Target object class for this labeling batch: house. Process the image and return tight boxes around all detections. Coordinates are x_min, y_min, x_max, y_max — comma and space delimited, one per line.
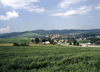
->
54, 39, 57, 43
87, 43, 91, 45
45, 41, 50, 44
65, 39, 68, 43
79, 43, 91, 47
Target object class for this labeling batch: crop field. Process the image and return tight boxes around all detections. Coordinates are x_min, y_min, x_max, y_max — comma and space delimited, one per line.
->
0, 46, 100, 72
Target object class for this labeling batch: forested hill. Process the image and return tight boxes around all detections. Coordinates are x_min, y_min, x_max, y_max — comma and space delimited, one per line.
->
0, 29, 100, 38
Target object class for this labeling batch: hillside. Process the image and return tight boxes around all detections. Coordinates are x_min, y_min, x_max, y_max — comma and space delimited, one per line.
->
0, 29, 100, 38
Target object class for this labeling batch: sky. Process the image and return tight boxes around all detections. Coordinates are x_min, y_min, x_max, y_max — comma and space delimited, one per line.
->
0, 0, 100, 33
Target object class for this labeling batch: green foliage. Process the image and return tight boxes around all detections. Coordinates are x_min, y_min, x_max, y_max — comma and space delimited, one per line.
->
53, 42, 57, 45
76, 42, 79, 46
96, 40, 100, 44
13, 43, 20, 46
0, 31, 44, 38
69, 42, 72, 45
0, 46, 100, 72
50, 39, 54, 44
88, 37, 100, 44
1, 29, 100, 38
73, 40, 77, 45
13, 43, 29, 46
42, 38, 54, 44
35, 38, 39, 44
69, 39, 79, 46
42, 38, 47, 42
31, 39, 34, 43
77, 40, 90, 43
48, 38, 51, 42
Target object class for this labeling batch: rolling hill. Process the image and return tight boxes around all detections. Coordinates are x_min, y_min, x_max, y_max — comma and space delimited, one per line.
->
0, 29, 100, 38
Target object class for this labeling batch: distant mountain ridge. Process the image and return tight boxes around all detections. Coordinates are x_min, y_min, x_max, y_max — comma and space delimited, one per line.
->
0, 29, 100, 38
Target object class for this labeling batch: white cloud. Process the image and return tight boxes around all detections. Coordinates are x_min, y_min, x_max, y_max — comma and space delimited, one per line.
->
1, 0, 45, 13
0, 26, 10, 33
0, 15, 10, 20
24, 4, 44, 13
94, 2, 100, 9
1, 0, 39, 8
0, 10, 19, 20
59, 0, 85, 8
95, 5, 100, 9
6, 10, 19, 18
52, 6, 92, 17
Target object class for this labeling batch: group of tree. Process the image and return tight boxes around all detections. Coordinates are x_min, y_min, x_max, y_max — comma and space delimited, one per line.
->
42, 38, 54, 44
31, 38, 54, 44
13, 42, 29, 46
69, 40, 79, 46
88, 37, 100, 44
31, 38, 40, 44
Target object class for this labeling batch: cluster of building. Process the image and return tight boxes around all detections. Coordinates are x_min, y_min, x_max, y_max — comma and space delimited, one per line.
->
45, 34, 75, 39
30, 38, 51, 44
30, 34, 100, 47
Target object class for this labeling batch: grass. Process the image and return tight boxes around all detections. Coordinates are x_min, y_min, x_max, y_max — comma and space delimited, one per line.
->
29, 44, 57, 46
0, 38, 31, 43
17, 32, 43, 38
0, 43, 57, 46
0, 46, 100, 72
77, 40, 90, 43
0, 43, 13, 46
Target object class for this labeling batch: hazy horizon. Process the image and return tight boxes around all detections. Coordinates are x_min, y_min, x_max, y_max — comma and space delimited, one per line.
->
1, 28, 100, 34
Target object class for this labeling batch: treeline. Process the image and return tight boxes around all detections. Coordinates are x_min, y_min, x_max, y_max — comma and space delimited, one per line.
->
88, 37, 100, 44
69, 40, 79, 46
31, 38, 55, 44
13, 43, 29, 46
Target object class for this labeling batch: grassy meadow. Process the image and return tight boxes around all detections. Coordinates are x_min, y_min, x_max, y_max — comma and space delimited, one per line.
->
0, 46, 100, 72
0, 38, 31, 43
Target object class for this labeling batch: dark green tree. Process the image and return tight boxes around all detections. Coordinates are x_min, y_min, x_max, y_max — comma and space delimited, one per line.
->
42, 38, 47, 42
35, 38, 39, 44
73, 40, 77, 45
76, 42, 79, 46
69, 42, 72, 45
50, 39, 54, 44
96, 40, 100, 44
72, 39, 79, 46
48, 38, 51, 43
31, 39, 34, 43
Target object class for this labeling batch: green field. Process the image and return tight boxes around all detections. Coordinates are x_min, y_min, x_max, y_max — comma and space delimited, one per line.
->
0, 46, 100, 72
77, 40, 90, 43
0, 38, 31, 43
14, 32, 44, 38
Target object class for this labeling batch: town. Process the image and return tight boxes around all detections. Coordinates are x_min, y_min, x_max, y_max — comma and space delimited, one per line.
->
30, 34, 100, 47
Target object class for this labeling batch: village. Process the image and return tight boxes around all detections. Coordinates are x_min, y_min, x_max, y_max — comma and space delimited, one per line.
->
30, 34, 100, 47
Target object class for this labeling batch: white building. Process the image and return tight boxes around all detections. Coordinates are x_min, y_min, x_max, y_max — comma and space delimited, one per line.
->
45, 41, 50, 44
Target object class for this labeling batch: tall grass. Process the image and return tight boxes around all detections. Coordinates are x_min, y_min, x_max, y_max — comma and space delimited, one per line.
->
0, 46, 100, 72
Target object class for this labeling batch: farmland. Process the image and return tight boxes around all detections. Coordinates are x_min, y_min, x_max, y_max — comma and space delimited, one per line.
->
0, 46, 100, 72
0, 38, 31, 43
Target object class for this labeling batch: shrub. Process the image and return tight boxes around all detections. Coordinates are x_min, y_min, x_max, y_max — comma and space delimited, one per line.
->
53, 42, 57, 45
13, 43, 20, 46
13, 43, 29, 46
69, 42, 72, 45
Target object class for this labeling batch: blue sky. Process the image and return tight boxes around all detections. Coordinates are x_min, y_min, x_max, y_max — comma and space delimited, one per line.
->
0, 0, 100, 33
